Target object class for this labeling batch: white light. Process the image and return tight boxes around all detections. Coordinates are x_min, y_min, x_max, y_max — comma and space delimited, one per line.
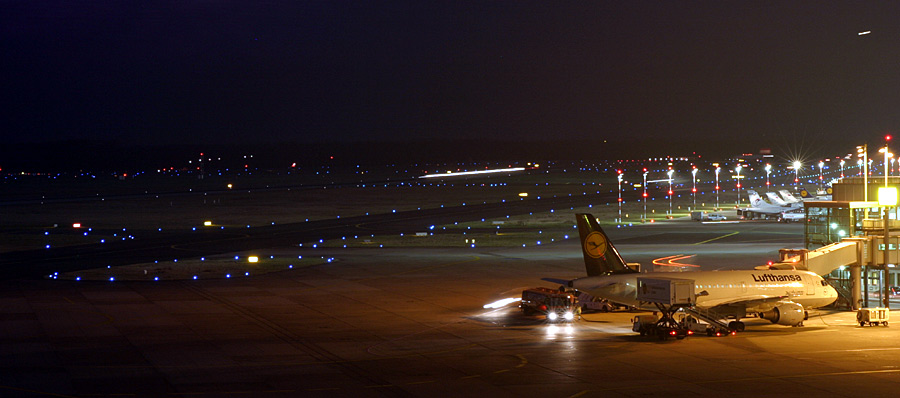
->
547, 312, 558, 321
563, 312, 574, 320
859, 31, 871, 35
419, 167, 526, 178
482, 297, 521, 309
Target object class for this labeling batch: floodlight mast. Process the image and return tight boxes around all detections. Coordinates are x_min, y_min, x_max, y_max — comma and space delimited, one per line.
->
691, 167, 698, 209
818, 161, 825, 191
642, 169, 648, 222
667, 169, 674, 215
714, 165, 720, 210
616, 170, 623, 223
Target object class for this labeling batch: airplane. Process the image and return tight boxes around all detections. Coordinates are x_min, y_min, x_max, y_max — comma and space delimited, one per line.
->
778, 189, 803, 204
547, 214, 837, 331
744, 190, 798, 216
799, 186, 832, 201
765, 191, 800, 208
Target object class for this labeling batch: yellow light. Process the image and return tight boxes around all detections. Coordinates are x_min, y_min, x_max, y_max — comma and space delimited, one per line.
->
879, 187, 898, 206
518, 192, 528, 197
204, 221, 212, 226
248, 256, 259, 263
227, 183, 233, 189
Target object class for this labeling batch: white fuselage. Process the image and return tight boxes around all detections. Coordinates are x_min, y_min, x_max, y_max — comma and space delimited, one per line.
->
570, 270, 837, 313
747, 191, 799, 215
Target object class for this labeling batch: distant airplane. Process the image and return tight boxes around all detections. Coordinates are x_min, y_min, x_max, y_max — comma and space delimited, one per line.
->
765, 191, 799, 208
746, 190, 797, 215
544, 214, 837, 330
778, 189, 803, 204
798, 186, 832, 201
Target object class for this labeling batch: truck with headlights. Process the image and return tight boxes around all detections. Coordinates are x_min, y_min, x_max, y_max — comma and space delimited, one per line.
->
520, 287, 579, 322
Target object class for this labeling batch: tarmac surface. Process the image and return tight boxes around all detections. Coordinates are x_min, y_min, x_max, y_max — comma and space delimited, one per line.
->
4, 219, 900, 397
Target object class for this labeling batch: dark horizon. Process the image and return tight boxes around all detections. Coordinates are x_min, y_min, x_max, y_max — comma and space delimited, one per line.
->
4, 2, 900, 153
0, 135, 869, 173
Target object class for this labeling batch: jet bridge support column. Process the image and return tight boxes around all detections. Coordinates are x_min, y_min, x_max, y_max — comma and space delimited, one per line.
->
852, 240, 863, 311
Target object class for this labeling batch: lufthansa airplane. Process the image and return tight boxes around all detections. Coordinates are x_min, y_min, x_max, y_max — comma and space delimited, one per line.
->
553, 214, 837, 330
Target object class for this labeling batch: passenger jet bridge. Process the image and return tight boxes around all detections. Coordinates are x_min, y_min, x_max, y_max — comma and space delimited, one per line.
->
759, 233, 900, 310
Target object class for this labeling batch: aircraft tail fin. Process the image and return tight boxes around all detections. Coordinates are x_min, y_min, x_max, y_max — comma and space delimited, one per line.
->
575, 214, 635, 276
747, 190, 765, 206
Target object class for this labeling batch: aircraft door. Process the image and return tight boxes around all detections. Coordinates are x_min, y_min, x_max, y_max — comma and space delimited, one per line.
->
741, 282, 747, 293
806, 276, 815, 295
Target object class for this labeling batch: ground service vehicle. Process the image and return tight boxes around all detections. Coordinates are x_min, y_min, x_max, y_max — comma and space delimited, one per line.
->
779, 210, 804, 223
575, 291, 617, 312
520, 288, 579, 321
858, 308, 890, 327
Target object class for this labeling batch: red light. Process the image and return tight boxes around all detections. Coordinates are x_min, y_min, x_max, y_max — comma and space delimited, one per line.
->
291, 163, 297, 168
618, 198, 623, 202
643, 193, 648, 197
617, 169, 622, 174
244, 164, 248, 168
692, 188, 697, 193
736, 183, 741, 188
887, 135, 893, 141
668, 190, 673, 195
687, 330, 694, 335
200, 152, 204, 156
715, 185, 720, 190
669, 330, 676, 336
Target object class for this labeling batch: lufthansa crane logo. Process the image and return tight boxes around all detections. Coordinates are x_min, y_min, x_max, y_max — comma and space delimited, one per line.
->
583, 231, 607, 258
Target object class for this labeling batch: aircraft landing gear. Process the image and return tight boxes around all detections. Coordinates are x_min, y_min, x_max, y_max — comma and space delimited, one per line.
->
727, 321, 745, 332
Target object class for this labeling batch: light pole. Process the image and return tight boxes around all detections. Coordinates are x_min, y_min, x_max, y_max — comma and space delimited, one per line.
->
735, 165, 743, 206
765, 163, 772, 192
617, 169, 623, 223
714, 165, 720, 210
667, 169, 674, 215
793, 161, 801, 189
858, 144, 868, 202
840, 159, 845, 181
818, 161, 824, 192
880, 146, 892, 187
691, 166, 698, 209
642, 168, 648, 221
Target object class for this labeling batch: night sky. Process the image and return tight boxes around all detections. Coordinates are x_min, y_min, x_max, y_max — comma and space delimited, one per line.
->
3, 2, 900, 151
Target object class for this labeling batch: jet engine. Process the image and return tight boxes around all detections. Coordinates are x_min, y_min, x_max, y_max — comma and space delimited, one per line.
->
759, 301, 806, 326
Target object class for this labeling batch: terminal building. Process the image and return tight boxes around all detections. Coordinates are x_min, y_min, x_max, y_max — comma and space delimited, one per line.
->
778, 176, 900, 310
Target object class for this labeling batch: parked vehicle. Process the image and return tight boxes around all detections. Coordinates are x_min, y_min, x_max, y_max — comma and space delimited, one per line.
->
520, 287, 579, 321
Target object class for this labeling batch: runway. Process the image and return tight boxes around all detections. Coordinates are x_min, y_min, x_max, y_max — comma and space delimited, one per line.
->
4, 219, 900, 397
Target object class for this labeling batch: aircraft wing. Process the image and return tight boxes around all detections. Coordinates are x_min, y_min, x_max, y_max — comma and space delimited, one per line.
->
541, 278, 572, 286
701, 294, 787, 311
